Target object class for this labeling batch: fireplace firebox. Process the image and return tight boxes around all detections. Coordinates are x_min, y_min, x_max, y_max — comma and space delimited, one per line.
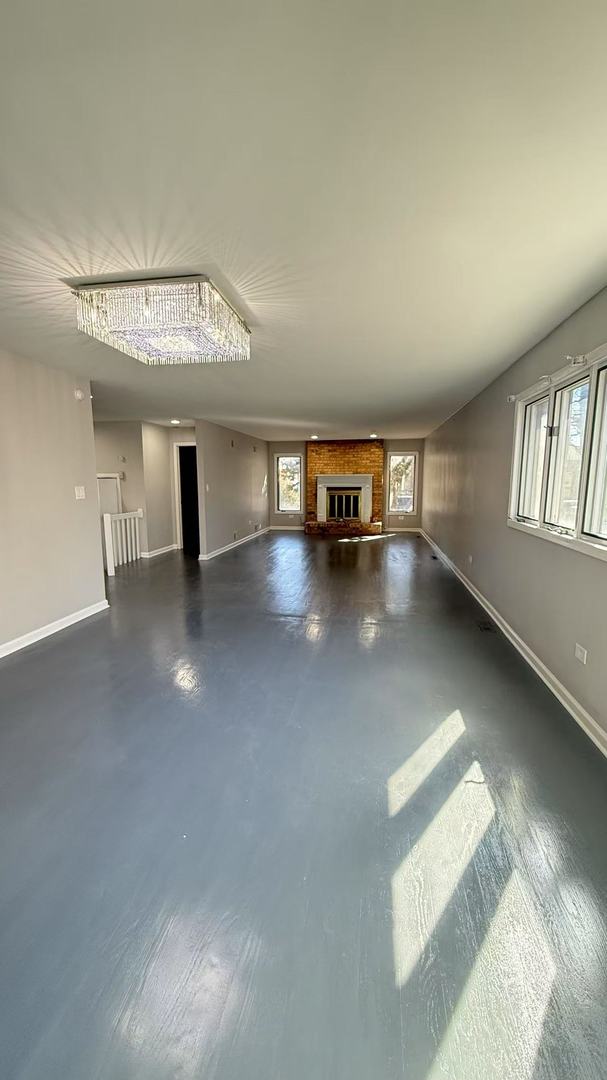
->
326, 488, 361, 520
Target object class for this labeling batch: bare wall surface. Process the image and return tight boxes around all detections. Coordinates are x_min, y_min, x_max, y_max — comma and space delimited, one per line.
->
0, 349, 106, 644
195, 420, 269, 555
423, 287, 607, 736
93, 421, 148, 550
141, 423, 173, 553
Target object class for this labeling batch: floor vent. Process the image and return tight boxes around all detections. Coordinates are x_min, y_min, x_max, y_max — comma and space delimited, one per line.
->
477, 619, 497, 633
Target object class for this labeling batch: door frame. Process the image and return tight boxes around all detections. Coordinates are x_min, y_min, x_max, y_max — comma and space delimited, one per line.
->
173, 442, 197, 549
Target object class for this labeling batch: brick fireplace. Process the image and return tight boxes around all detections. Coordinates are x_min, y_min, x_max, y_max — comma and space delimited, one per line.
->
305, 439, 384, 535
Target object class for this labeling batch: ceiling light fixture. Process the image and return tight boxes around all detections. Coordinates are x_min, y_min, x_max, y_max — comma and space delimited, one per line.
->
170, 419, 181, 425
310, 434, 319, 440
72, 276, 250, 366
369, 432, 378, 439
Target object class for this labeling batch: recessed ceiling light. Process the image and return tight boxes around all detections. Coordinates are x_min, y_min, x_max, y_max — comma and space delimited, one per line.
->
310, 434, 319, 439
170, 419, 181, 425
369, 432, 378, 439
72, 276, 250, 366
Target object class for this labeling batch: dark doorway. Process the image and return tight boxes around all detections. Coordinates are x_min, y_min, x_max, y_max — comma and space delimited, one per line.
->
178, 446, 200, 557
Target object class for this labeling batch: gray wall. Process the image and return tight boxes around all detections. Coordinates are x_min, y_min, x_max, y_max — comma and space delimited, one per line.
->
384, 438, 424, 530
423, 287, 607, 736
0, 348, 106, 645
268, 441, 307, 528
141, 423, 173, 553
93, 421, 149, 550
196, 420, 269, 556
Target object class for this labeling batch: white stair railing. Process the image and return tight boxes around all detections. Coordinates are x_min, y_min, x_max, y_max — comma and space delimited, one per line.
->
102, 509, 144, 576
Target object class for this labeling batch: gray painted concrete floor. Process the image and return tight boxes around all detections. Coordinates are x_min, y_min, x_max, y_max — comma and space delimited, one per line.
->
1, 533, 606, 1080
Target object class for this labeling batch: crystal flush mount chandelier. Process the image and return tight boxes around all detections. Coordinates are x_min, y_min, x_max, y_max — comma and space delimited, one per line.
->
72, 276, 250, 365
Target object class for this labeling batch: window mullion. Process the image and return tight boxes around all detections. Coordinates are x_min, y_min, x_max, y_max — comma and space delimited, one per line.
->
577, 365, 600, 538
538, 388, 555, 527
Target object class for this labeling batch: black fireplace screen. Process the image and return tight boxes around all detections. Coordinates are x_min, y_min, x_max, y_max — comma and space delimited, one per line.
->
327, 488, 361, 520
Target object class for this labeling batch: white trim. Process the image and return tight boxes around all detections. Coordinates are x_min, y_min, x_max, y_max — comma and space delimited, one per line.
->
172, 440, 197, 549
199, 527, 270, 561
385, 450, 419, 517
269, 525, 304, 531
316, 473, 373, 523
274, 452, 303, 514
512, 342, 607, 406
390, 527, 422, 532
141, 544, 178, 558
0, 600, 109, 660
507, 518, 607, 563
508, 348, 607, 554
421, 530, 607, 758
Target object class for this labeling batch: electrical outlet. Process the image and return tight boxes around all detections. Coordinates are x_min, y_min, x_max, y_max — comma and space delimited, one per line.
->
74, 485, 86, 500
574, 643, 587, 665
233, 531, 237, 541
467, 554, 473, 565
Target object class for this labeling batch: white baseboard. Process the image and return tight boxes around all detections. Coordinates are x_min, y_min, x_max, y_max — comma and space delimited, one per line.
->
0, 599, 110, 660
420, 530, 607, 758
390, 527, 422, 533
200, 527, 270, 561
269, 525, 305, 531
141, 544, 178, 558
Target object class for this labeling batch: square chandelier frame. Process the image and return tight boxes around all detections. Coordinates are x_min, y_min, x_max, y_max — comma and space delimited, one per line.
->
72, 275, 250, 366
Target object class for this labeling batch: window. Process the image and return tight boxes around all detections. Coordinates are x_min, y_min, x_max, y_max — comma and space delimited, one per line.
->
545, 379, 589, 531
388, 453, 417, 513
276, 454, 302, 512
585, 368, 607, 539
509, 347, 607, 560
518, 396, 548, 521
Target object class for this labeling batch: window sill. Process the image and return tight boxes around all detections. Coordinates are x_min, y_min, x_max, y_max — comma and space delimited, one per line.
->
507, 518, 607, 563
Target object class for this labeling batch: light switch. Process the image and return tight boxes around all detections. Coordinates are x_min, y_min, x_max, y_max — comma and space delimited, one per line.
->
74, 485, 86, 500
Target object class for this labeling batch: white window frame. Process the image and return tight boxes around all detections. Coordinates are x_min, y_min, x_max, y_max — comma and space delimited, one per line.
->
386, 451, 419, 516
508, 343, 607, 563
274, 452, 303, 514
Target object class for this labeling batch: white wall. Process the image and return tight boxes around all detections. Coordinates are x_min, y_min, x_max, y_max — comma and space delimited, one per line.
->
195, 420, 269, 556
423, 286, 607, 740
0, 348, 106, 648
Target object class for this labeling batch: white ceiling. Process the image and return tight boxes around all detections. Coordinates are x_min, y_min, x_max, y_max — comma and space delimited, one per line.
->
1, 1, 607, 440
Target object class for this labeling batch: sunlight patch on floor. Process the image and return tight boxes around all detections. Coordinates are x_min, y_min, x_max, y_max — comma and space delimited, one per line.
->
338, 533, 395, 543
425, 871, 555, 1080
391, 760, 494, 987
387, 709, 466, 818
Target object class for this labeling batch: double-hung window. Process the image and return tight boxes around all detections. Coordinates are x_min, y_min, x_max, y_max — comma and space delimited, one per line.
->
509, 346, 607, 559
275, 454, 302, 513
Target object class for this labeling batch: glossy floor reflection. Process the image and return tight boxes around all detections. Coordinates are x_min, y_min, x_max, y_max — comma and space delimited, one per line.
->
1, 533, 606, 1079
